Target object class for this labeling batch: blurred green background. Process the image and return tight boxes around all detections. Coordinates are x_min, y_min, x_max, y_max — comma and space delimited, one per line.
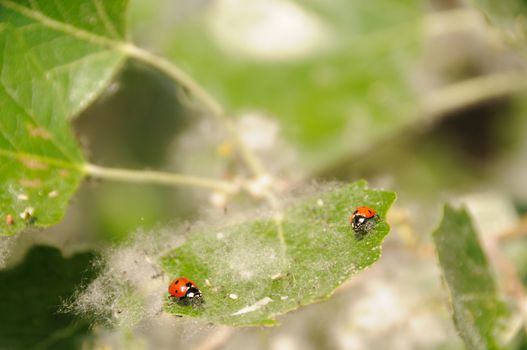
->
3, 0, 527, 349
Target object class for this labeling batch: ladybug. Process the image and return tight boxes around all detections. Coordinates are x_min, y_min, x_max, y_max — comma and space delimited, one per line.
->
168, 277, 204, 306
350, 206, 377, 234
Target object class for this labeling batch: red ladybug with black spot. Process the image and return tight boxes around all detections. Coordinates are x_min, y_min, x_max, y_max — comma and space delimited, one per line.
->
168, 277, 204, 306
350, 206, 378, 234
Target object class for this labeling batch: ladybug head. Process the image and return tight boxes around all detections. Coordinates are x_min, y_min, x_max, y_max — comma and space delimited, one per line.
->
350, 206, 378, 235
182, 286, 204, 307
185, 286, 201, 299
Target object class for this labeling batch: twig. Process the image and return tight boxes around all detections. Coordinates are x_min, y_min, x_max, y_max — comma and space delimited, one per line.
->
119, 44, 285, 246
118, 44, 285, 250
314, 70, 527, 178
119, 43, 267, 178
422, 71, 527, 117
84, 163, 237, 193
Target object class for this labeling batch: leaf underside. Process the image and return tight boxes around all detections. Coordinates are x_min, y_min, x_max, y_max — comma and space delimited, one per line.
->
0, 0, 128, 235
161, 181, 396, 326
433, 205, 507, 350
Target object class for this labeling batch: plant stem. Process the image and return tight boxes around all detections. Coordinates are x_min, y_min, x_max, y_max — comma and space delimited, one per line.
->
119, 43, 267, 178
84, 163, 237, 193
314, 70, 527, 178
119, 43, 285, 251
423, 71, 527, 117
120, 43, 224, 117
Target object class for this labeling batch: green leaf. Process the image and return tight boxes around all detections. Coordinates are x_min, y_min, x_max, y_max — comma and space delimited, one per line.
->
0, 246, 97, 349
433, 205, 507, 350
160, 0, 423, 171
161, 180, 396, 326
0, 0, 128, 235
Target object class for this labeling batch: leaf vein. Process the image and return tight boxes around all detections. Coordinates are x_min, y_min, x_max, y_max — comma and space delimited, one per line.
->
0, 148, 82, 171
92, 0, 120, 39
0, 78, 75, 162
2, 31, 74, 160
0, 0, 122, 50
45, 49, 112, 75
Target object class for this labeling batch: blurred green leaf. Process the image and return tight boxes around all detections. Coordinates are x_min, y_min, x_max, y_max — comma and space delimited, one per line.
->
0, 0, 128, 235
161, 180, 396, 326
0, 246, 96, 349
433, 205, 507, 350
162, 0, 423, 171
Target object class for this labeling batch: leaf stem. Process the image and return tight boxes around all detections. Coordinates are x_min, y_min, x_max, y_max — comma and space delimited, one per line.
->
84, 163, 237, 193
119, 43, 286, 251
120, 43, 223, 117
119, 43, 267, 178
